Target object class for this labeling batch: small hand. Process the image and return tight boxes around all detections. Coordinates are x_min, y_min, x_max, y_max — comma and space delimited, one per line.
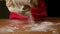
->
28, 3, 38, 8
31, 0, 38, 7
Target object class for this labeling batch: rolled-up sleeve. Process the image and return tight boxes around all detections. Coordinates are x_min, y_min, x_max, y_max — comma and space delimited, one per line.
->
31, 0, 47, 20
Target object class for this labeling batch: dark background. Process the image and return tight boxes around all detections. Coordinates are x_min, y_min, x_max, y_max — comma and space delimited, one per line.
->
0, 1, 9, 19
0, 0, 60, 19
44, 0, 60, 17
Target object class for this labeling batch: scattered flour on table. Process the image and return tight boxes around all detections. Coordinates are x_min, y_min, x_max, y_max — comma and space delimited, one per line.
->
0, 26, 18, 33
25, 21, 60, 34
0, 21, 60, 34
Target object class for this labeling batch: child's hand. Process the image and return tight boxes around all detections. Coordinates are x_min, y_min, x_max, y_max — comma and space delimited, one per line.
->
28, 4, 33, 7
28, 3, 38, 8
31, 0, 38, 7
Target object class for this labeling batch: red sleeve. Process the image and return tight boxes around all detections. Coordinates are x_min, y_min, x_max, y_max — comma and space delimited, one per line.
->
31, 0, 47, 20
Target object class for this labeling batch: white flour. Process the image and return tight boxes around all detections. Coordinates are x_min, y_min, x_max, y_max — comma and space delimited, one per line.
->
24, 21, 60, 34
0, 26, 18, 33
29, 21, 53, 32
0, 21, 60, 34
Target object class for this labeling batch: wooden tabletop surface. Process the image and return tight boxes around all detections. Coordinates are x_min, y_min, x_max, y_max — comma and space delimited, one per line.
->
0, 18, 60, 34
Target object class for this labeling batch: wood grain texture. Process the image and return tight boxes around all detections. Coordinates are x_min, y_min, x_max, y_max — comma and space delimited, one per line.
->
0, 18, 60, 34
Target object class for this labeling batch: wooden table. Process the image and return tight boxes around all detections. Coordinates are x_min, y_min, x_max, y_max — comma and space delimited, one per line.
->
0, 18, 60, 34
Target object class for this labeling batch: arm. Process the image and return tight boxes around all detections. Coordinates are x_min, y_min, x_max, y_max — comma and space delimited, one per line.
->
30, 0, 47, 20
